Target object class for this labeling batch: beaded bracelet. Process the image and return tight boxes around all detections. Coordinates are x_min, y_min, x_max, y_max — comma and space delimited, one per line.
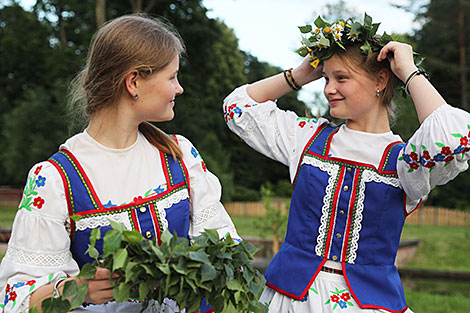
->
404, 68, 429, 95
283, 68, 301, 91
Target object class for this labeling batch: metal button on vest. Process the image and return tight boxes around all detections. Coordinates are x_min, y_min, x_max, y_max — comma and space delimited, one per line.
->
145, 231, 152, 238
339, 210, 345, 215
343, 185, 349, 192
332, 255, 338, 261
139, 206, 147, 213
336, 233, 342, 238
346, 167, 352, 172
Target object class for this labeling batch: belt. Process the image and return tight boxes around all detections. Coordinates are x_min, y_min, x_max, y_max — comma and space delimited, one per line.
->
321, 266, 343, 275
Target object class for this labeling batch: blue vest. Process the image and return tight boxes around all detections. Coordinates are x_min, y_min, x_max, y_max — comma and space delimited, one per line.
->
49, 148, 213, 313
264, 123, 412, 312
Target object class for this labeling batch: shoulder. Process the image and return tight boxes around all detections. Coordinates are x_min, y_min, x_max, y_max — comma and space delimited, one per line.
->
18, 160, 68, 219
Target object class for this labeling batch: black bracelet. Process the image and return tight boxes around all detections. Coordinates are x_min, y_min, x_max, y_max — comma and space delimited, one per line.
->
404, 68, 429, 95
283, 69, 298, 91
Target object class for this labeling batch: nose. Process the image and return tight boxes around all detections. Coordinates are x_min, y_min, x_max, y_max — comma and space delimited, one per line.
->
324, 80, 336, 97
175, 79, 184, 95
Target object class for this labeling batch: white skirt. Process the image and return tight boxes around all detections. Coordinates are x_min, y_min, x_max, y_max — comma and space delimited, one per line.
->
259, 270, 414, 313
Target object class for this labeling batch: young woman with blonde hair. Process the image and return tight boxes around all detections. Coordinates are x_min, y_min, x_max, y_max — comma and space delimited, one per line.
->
0, 14, 238, 313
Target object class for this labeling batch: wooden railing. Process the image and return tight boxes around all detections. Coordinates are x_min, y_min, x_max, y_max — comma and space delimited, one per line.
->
223, 201, 470, 226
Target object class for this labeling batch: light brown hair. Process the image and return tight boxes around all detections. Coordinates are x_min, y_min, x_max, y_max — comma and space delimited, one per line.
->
69, 14, 185, 159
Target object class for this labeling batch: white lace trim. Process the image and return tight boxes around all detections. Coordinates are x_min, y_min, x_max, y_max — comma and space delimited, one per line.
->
75, 211, 132, 231
74, 189, 188, 232
302, 156, 341, 257
191, 202, 222, 227
155, 188, 189, 231
5, 244, 72, 267
362, 169, 400, 187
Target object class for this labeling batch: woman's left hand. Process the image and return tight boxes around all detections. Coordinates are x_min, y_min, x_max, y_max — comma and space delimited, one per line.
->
377, 41, 418, 83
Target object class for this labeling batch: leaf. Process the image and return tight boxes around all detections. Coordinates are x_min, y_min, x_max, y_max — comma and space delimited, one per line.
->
188, 251, 210, 264
435, 142, 445, 148
70, 214, 84, 222
41, 297, 70, 313
296, 46, 308, 57
363, 12, 372, 27
103, 229, 122, 256
113, 282, 132, 303
157, 263, 171, 275
318, 36, 330, 48
314, 16, 327, 28
360, 41, 371, 55
139, 283, 151, 301
70, 284, 88, 309
410, 143, 416, 152
451, 133, 463, 138
113, 248, 128, 271
78, 263, 97, 279
370, 23, 380, 36
88, 228, 100, 247
298, 25, 312, 33
108, 219, 126, 231
226, 279, 243, 291
123, 230, 144, 244
200, 263, 217, 282
85, 245, 100, 260
61, 280, 78, 299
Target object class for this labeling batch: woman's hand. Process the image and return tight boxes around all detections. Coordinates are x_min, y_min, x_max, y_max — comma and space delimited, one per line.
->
377, 41, 418, 83
75, 266, 118, 304
292, 55, 324, 86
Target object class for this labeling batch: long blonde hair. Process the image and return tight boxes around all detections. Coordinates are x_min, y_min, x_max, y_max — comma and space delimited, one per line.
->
69, 14, 185, 159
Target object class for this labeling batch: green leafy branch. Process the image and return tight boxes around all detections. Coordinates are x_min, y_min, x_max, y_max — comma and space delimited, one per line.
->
31, 221, 267, 313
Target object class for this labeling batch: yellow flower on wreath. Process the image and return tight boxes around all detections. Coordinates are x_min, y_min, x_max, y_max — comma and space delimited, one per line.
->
310, 58, 320, 68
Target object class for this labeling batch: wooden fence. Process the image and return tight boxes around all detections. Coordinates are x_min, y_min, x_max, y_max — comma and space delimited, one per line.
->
223, 201, 470, 226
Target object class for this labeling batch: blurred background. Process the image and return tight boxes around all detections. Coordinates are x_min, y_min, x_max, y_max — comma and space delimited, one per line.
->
0, 0, 469, 312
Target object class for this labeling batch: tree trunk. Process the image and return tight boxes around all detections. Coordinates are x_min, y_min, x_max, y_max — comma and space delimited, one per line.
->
458, 0, 468, 109
96, 0, 106, 28
129, 0, 143, 13
57, 0, 67, 48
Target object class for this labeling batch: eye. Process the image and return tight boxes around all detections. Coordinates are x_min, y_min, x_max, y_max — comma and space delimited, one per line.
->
337, 75, 347, 81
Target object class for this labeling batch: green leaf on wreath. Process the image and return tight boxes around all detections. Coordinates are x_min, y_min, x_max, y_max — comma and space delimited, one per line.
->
189, 250, 210, 264
226, 279, 243, 291
298, 25, 312, 33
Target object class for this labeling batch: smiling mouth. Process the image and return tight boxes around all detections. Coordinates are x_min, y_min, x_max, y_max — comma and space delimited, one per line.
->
328, 98, 343, 105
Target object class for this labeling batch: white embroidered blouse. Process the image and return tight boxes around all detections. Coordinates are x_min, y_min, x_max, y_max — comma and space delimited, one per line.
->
223, 85, 470, 212
0, 130, 240, 312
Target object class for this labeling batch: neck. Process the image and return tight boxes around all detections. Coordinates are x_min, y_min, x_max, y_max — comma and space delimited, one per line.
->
346, 105, 391, 133
87, 103, 140, 149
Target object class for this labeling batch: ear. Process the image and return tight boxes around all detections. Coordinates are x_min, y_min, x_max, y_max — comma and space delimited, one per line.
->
376, 68, 389, 91
124, 70, 139, 98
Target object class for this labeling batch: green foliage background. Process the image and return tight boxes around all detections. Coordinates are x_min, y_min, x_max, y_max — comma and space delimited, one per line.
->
0, 0, 469, 208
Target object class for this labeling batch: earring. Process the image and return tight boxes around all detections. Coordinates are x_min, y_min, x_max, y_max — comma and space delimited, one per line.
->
376, 89, 381, 97
133, 93, 139, 100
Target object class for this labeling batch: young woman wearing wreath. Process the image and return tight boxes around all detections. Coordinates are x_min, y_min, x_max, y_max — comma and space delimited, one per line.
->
223, 14, 470, 313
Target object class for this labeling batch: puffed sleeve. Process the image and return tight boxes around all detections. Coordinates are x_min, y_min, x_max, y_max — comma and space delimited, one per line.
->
398, 104, 470, 206
175, 135, 241, 242
223, 85, 328, 167
0, 162, 80, 312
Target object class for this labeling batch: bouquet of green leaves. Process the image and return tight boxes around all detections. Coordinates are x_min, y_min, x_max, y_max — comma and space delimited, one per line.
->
32, 220, 267, 313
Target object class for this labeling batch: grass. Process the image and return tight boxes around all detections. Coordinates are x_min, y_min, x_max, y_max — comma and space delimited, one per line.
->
0, 204, 17, 228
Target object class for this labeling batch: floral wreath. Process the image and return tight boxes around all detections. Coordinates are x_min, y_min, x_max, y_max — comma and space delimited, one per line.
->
297, 13, 394, 68
297, 13, 395, 68
297, 13, 425, 96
